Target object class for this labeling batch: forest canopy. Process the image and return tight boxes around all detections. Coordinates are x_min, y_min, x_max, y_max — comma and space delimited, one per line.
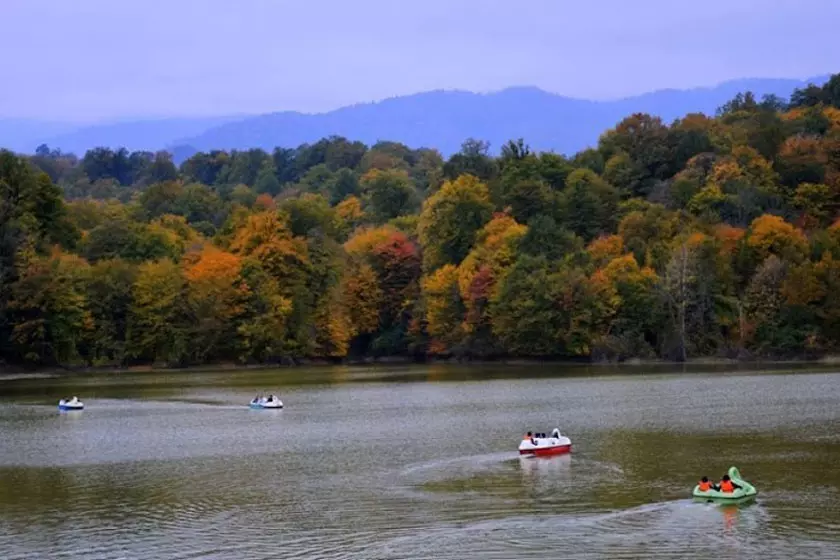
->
3, 75, 840, 367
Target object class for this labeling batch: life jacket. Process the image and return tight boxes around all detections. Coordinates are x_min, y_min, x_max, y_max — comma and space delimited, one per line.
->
523, 435, 532, 441
698, 481, 711, 491
720, 480, 735, 492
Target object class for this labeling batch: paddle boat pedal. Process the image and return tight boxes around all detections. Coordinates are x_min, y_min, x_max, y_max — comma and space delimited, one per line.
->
518, 428, 572, 457
58, 396, 84, 411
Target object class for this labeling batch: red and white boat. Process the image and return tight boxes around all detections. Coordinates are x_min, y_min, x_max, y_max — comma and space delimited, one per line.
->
518, 428, 572, 456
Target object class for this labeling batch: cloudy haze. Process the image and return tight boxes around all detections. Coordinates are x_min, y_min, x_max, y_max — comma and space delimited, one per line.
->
2, 0, 838, 121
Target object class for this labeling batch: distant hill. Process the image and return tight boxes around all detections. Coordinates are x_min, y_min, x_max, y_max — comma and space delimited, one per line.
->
0, 119, 79, 154
37, 116, 245, 156
3, 75, 831, 157
177, 76, 829, 156
0, 116, 245, 156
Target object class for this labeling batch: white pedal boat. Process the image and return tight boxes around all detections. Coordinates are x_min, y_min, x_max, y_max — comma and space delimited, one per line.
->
518, 428, 571, 456
58, 396, 84, 411
249, 395, 283, 409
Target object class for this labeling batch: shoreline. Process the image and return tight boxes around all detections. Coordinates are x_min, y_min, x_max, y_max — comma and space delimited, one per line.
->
3, 354, 840, 381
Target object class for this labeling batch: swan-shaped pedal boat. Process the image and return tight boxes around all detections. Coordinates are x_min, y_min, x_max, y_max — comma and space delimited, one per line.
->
58, 396, 84, 411
693, 466, 757, 501
249, 395, 283, 409
518, 428, 572, 456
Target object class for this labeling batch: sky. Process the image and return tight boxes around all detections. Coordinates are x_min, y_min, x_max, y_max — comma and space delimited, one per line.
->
2, 0, 839, 122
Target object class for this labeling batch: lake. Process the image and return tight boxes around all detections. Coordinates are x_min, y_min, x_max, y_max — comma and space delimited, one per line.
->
1, 364, 839, 559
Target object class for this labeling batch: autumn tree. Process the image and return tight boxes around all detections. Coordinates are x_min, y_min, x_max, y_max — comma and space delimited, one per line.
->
419, 174, 494, 270
184, 245, 247, 362
126, 259, 189, 366
422, 265, 465, 354
746, 214, 808, 263
592, 254, 660, 360
6, 251, 92, 365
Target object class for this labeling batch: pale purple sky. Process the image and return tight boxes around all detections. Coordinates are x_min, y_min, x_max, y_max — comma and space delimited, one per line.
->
2, 0, 838, 121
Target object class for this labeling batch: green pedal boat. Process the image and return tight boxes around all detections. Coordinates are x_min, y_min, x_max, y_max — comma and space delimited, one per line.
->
693, 466, 757, 501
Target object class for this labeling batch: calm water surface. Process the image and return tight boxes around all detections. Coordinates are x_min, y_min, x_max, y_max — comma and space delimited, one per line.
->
1, 364, 839, 559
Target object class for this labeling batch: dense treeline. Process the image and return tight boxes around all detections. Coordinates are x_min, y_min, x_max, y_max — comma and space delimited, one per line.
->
3, 75, 840, 367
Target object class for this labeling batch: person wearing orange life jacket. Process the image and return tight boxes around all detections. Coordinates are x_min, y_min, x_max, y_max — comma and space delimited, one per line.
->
523, 431, 537, 445
718, 474, 742, 493
697, 476, 715, 492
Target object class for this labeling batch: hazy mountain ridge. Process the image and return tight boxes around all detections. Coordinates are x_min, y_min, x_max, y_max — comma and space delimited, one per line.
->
1, 75, 829, 157
169, 75, 830, 157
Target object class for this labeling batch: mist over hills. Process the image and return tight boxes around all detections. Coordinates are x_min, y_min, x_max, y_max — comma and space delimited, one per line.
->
0, 75, 829, 158
0, 116, 244, 157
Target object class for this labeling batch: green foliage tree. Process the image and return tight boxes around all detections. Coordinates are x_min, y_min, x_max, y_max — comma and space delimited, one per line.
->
360, 168, 417, 223
126, 259, 189, 365
86, 259, 136, 365
443, 139, 498, 181
419, 175, 494, 270
253, 161, 282, 196
6, 252, 91, 365
491, 256, 598, 356
560, 169, 619, 241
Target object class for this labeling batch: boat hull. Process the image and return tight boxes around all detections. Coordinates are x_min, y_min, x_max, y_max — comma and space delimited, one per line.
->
249, 403, 283, 409
58, 405, 84, 411
518, 432, 572, 456
519, 444, 571, 456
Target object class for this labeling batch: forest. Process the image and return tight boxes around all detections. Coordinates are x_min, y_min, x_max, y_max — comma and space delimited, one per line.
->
2, 75, 840, 368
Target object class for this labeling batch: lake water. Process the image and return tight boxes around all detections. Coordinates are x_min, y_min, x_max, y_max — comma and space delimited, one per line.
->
1, 364, 839, 559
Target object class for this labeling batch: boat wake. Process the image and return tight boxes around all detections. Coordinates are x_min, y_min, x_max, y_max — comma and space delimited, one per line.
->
363, 500, 781, 560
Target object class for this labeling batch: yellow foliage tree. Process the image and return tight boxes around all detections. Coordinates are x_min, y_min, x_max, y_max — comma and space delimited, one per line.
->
229, 211, 309, 290
335, 195, 365, 235
418, 174, 494, 271
184, 245, 248, 361
457, 214, 527, 300
344, 225, 398, 256
340, 262, 383, 336
127, 259, 188, 365
313, 285, 353, 358
422, 264, 465, 353
747, 214, 808, 262
7, 250, 92, 364
587, 235, 624, 268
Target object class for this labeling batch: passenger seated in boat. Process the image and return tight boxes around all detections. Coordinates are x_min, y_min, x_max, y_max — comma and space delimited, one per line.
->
697, 476, 716, 491
718, 474, 741, 493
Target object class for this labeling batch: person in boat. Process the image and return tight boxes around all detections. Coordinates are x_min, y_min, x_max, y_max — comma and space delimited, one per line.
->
718, 474, 742, 493
523, 431, 536, 444
697, 476, 717, 492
